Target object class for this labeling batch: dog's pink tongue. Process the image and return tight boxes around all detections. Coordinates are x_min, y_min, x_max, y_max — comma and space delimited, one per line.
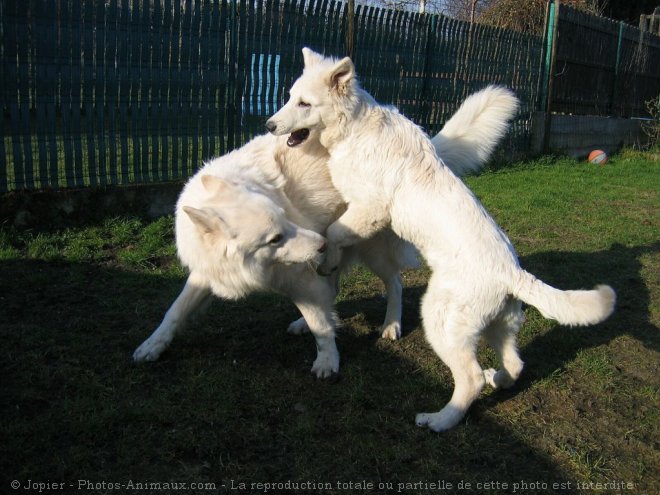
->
287, 129, 310, 147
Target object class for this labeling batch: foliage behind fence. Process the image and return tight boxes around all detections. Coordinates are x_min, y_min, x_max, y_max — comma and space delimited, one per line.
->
0, 0, 658, 193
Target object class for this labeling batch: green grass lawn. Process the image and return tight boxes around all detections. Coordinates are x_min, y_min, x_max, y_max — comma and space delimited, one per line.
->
1, 152, 658, 494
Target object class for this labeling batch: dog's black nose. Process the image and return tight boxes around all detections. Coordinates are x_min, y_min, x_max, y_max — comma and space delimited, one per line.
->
265, 120, 277, 133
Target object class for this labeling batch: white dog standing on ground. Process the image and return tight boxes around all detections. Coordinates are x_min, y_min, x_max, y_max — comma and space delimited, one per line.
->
266, 48, 616, 431
133, 82, 518, 380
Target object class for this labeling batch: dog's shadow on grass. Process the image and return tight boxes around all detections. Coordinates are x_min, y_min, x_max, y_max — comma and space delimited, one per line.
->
339, 241, 659, 395
2, 257, 565, 485
512, 242, 659, 385
2, 241, 657, 487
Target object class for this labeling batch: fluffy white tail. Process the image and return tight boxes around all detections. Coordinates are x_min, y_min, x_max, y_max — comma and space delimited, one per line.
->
432, 85, 519, 175
511, 270, 616, 326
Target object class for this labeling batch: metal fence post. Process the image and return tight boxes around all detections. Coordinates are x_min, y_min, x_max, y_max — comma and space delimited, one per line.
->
542, 0, 559, 154
609, 21, 624, 116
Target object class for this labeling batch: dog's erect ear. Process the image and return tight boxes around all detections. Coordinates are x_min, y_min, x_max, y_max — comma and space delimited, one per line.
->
302, 47, 325, 68
183, 206, 231, 238
328, 56, 354, 94
183, 206, 218, 234
200, 174, 233, 195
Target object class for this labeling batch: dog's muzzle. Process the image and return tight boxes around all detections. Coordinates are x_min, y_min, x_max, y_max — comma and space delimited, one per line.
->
265, 120, 310, 147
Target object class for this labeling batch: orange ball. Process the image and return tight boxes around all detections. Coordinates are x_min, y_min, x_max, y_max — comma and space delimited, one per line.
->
588, 150, 608, 164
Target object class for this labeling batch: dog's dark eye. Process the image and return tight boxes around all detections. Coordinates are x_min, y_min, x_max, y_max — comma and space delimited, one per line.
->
298, 101, 311, 108
268, 234, 284, 245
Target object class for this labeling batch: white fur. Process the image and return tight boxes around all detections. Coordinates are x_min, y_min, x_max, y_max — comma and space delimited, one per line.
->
134, 81, 514, 378
267, 48, 616, 431
431, 86, 519, 174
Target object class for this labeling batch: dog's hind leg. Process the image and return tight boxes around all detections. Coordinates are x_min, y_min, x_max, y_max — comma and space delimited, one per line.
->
482, 299, 525, 390
290, 275, 340, 378
133, 272, 212, 362
415, 285, 486, 431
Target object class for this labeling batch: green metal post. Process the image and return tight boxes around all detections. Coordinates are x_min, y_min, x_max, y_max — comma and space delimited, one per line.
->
542, 1, 560, 154
540, 0, 556, 111
610, 21, 624, 115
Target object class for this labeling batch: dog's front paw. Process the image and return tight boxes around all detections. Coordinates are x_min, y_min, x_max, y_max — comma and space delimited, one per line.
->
133, 338, 167, 362
483, 368, 498, 389
415, 405, 465, 432
380, 322, 401, 340
316, 245, 341, 276
311, 350, 340, 379
287, 317, 310, 335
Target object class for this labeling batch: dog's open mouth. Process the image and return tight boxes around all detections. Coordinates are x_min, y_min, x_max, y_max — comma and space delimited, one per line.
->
287, 129, 310, 147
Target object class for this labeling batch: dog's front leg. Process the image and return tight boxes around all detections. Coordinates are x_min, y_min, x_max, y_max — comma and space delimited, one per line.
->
318, 203, 390, 276
290, 276, 340, 378
133, 272, 212, 362
287, 270, 341, 335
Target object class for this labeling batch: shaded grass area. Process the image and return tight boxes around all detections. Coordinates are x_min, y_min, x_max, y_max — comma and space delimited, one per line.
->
1, 153, 658, 494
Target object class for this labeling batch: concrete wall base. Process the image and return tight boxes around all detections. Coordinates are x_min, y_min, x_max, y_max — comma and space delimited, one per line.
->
532, 112, 649, 158
1, 182, 184, 229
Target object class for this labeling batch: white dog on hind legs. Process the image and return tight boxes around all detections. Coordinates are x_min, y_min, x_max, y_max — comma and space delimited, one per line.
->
133, 83, 514, 377
266, 48, 616, 431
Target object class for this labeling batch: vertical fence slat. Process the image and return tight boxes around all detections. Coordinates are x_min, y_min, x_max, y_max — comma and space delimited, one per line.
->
179, 0, 192, 178
118, 0, 130, 183
170, 0, 181, 180
206, 0, 220, 160
95, 0, 107, 185
59, 0, 73, 187
83, 0, 96, 186
160, 0, 172, 182
151, 0, 162, 183
240, 0, 256, 143
45, 0, 59, 188
129, 0, 141, 182
264, 0, 279, 118
106, 0, 119, 185
188, 0, 201, 173
18, 1, 34, 189
0, 0, 7, 192
225, 0, 237, 152
70, 0, 84, 187
5, 0, 21, 190
198, 0, 210, 164
234, 0, 245, 144
214, 0, 227, 157
253, 1, 266, 127
138, 0, 150, 183
10, 1, 30, 189
32, 0, 48, 188
0, 58, 4, 190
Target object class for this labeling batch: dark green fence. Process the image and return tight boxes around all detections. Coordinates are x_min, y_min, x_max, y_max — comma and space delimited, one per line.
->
549, 4, 660, 118
0, 0, 546, 192
1, 1, 658, 193
2, 0, 236, 191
